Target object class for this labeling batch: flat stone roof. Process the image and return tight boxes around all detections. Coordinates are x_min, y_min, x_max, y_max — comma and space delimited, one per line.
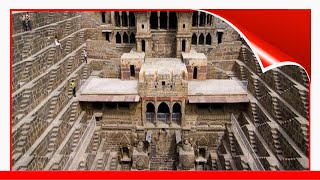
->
141, 58, 187, 75
81, 78, 138, 95
188, 80, 247, 96
121, 52, 145, 59
181, 52, 207, 59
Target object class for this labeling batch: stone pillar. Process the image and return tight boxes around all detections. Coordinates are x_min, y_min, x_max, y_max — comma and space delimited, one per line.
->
157, 11, 160, 30
142, 100, 145, 127
111, 12, 115, 26
181, 99, 186, 127
197, 11, 200, 27
121, 32, 123, 44
169, 101, 173, 126
155, 100, 158, 126
167, 11, 169, 30
120, 12, 123, 27
127, 11, 129, 27
137, 39, 141, 52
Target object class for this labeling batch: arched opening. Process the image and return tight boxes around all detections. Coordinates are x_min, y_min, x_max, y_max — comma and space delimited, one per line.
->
129, 33, 135, 44
217, 32, 223, 44
182, 40, 186, 52
160, 12, 167, 29
173, 103, 181, 113
172, 103, 181, 125
129, 12, 135, 27
199, 33, 204, 45
121, 147, 130, 159
199, 12, 206, 27
192, 12, 198, 26
114, 12, 121, 27
192, 33, 197, 45
116, 32, 121, 44
206, 33, 212, 45
141, 40, 146, 52
150, 12, 158, 29
157, 102, 169, 123
122, 12, 128, 27
123, 32, 129, 43
158, 102, 170, 113
146, 103, 155, 113
169, 12, 177, 29
101, 12, 106, 23
146, 103, 155, 123
193, 66, 198, 79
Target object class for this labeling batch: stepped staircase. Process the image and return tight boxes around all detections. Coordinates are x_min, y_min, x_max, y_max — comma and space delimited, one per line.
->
69, 103, 78, 125
46, 127, 59, 157
271, 97, 283, 123
47, 96, 58, 123
248, 131, 258, 153
20, 61, 32, 84
239, 65, 247, 80
271, 129, 283, 158
250, 103, 259, 124
22, 34, 33, 60
47, 69, 58, 93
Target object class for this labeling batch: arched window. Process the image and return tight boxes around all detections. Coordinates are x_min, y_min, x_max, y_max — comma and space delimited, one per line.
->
160, 12, 167, 29
116, 32, 121, 43
217, 32, 223, 44
206, 33, 212, 45
123, 32, 128, 43
157, 102, 169, 113
173, 103, 181, 113
129, 33, 135, 44
146, 103, 155, 113
199, 33, 204, 45
150, 12, 158, 29
192, 33, 197, 45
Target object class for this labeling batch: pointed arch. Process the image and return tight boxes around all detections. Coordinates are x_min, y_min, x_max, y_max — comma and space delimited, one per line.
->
192, 33, 197, 45
116, 32, 121, 43
129, 33, 135, 44
199, 33, 204, 45
206, 33, 212, 45
123, 32, 129, 43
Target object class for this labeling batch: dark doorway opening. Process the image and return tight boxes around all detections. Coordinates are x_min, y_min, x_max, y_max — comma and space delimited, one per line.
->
114, 12, 120, 26
199, 34, 204, 45
193, 67, 198, 79
169, 12, 177, 29
160, 12, 167, 29
129, 33, 135, 44
116, 32, 121, 43
206, 33, 212, 45
123, 32, 129, 43
192, 12, 198, 26
150, 12, 158, 29
122, 12, 128, 27
130, 65, 135, 77
192, 34, 197, 45
101, 12, 106, 23
182, 40, 186, 52
142, 40, 145, 52
129, 12, 135, 27
217, 32, 223, 44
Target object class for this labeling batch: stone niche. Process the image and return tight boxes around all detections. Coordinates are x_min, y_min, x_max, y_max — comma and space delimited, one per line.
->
131, 141, 149, 170
120, 51, 145, 80
178, 139, 195, 170
181, 50, 207, 80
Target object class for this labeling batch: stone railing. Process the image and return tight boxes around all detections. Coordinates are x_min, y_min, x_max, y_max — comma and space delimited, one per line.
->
231, 114, 265, 170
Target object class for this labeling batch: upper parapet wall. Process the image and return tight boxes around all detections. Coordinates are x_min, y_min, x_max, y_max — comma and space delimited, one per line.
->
12, 12, 78, 35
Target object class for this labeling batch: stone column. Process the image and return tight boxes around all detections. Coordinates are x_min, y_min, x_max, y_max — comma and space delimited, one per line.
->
157, 11, 160, 30
155, 100, 158, 126
120, 12, 123, 27
111, 12, 115, 26
127, 11, 129, 27
167, 11, 169, 30
121, 32, 123, 45
181, 99, 185, 127
197, 12, 200, 27
169, 101, 173, 126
